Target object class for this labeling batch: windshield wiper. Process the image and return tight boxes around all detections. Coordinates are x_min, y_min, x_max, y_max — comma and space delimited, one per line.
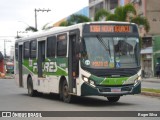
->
96, 35, 111, 56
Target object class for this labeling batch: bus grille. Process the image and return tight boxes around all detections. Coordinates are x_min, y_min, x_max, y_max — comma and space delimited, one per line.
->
121, 87, 132, 92
98, 88, 110, 92
98, 86, 132, 92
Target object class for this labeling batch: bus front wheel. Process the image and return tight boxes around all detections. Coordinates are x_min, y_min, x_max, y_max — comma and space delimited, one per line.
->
62, 80, 72, 103
107, 96, 120, 102
28, 77, 37, 97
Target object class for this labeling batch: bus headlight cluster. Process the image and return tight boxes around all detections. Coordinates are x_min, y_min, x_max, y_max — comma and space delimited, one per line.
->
82, 76, 95, 86
134, 76, 141, 85
83, 76, 89, 82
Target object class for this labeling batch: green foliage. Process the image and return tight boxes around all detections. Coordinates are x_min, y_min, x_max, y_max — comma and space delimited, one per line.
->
42, 23, 53, 30
58, 3, 150, 33
104, 4, 150, 32
59, 14, 91, 26
94, 9, 110, 21
131, 16, 150, 32
142, 88, 160, 93
107, 14, 119, 21
114, 6, 125, 21
25, 26, 38, 32
59, 21, 69, 26
68, 14, 91, 25
123, 4, 136, 20
139, 37, 142, 48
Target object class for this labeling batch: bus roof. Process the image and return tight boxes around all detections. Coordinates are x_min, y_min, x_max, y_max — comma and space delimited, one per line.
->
16, 21, 137, 42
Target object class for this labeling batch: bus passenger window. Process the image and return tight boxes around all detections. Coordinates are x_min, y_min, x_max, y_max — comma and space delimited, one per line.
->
57, 34, 67, 57
23, 41, 30, 59
30, 40, 37, 58
47, 36, 56, 57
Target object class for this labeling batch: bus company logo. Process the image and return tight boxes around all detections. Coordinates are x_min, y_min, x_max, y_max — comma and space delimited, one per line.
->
1, 112, 42, 118
2, 112, 11, 117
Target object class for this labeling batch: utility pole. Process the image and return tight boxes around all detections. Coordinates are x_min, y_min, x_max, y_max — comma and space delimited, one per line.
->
34, 8, 51, 30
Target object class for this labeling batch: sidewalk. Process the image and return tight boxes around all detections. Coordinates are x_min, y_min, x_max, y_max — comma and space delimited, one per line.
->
141, 77, 160, 83
141, 77, 160, 97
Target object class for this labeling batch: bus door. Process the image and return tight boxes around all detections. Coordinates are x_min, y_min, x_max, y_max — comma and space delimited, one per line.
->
69, 30, 80, 93
38, 40, 45, 77
18, 45, 23, 87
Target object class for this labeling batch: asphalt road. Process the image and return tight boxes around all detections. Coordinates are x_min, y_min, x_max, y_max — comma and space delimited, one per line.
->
0, 79, 160, 120
142, 81, 160, 89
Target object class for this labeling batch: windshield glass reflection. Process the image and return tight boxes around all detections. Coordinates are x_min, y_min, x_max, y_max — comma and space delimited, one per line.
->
81, 36, 139, 69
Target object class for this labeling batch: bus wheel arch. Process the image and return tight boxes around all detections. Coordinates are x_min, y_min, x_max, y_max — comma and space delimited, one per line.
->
59, 76, 66, 100
59, 76, 72, 103
27, 74, 32, 89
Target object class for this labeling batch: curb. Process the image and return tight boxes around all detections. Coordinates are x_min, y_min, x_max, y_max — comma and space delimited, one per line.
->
0, 76, 14, 79
141, 92, 160, 97
142, 80, 160, 83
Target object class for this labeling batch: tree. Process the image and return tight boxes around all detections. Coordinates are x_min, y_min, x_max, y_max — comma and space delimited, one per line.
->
59, 21, 68, 26
131, 16, 150, 32
25, 22, 54, 32
106, 4, 150, 32
59, 14, 91, 26
58, 4, 150, 32
25, 26, 38, 32
94, 9, 110, 21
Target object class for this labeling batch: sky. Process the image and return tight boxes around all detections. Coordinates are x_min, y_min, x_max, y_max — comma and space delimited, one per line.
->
0, 0, 88, 56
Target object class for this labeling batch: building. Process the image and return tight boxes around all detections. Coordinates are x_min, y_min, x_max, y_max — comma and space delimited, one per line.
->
89, 0, 119, 20
89, 0, 160, 77
133, 0, 160, 76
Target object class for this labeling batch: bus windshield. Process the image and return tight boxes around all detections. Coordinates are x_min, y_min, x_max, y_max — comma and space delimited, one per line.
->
81, 36, 140, 69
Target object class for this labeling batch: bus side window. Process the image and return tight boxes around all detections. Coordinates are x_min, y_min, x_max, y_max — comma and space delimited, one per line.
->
47, 36, 56, 57
57, 34, 67, 57
23, 41, 30, 59
30, 40, 37, 58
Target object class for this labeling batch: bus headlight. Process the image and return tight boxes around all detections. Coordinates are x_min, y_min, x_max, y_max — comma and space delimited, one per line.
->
90, 80, 95, 86
134, 76, 141, 85
82, 76, 95, 86
82, 76, 89, 82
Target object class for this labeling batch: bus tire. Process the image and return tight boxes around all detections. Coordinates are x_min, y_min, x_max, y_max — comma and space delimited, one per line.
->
62, 80, 72, 103
107, 96, 120, 102
27, 77, 37, 97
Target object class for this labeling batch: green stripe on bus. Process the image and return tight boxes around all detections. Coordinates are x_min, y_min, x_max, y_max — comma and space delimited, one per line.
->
100, 77, 129, 85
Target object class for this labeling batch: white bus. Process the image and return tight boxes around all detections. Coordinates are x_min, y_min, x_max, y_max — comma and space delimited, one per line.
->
15, 21, 141, 103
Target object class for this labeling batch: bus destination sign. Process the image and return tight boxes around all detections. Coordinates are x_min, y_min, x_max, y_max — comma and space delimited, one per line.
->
89, 25, 132, 33
57, 34, 67, 41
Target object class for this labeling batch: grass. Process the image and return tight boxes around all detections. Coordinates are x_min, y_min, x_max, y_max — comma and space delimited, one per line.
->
142, 88, 160, 94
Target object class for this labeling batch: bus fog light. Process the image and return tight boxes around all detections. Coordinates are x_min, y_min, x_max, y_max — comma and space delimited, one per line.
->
90, 80, 95, 85
134, 79, 138, 84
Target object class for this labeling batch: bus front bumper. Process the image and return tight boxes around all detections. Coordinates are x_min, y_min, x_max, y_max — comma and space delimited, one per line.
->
81, 81, 141, 96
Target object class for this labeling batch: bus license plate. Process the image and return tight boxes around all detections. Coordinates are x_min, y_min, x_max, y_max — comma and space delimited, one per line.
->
111, 88, 121, 92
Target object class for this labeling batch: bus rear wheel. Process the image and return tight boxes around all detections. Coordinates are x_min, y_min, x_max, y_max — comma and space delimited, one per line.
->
107, 96, 120, 102
62, 80, 72, 103
28, 77, 37, 97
